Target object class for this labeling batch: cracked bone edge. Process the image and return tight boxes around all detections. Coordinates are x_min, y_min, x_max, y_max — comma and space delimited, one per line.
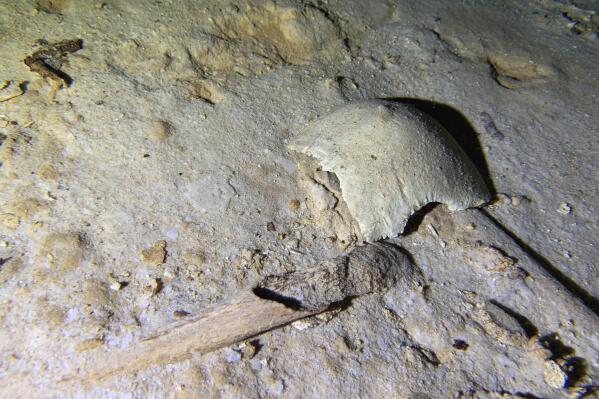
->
289, 100, 491, 242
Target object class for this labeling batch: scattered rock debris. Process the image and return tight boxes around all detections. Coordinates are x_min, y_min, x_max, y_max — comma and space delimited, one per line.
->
288, 199, 301, 210
0, 81, 25, 103
140, 240, 167, 266
452, 339, 469, 350
237, 340, 261, 359
561, 4, 599, 37
0, 213, 20, 230
463, 243, 516, 272
473, 302, 530, 348
35, 0, 69, 15
538, 333, 592, 393
191, 80, 223, 104
494, 193, 530, 207
147, 277, 163, 296
488, 53, 555, 89
108, 275, 128, 291
557, 203, 572, 215
173, 310, 190, 319
182, 250, 206, 266
291, 318, 318, 331
23, 38, 83, 89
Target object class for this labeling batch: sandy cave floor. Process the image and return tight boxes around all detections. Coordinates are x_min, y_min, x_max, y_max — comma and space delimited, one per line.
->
0, 0, 598, 398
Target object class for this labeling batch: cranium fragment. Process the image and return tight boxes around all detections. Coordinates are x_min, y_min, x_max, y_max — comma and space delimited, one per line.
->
289, 100, 491, 242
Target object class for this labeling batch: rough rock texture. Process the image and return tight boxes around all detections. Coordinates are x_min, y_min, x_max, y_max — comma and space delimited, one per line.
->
0, 0, 598, 398
258, 242, 416, 310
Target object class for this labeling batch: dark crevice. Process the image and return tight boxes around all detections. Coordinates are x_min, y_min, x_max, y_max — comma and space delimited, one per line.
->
41, 63, 74, 85
489, 300, 539, 338
409, 345, 441, 366
402, 202, 440, 236
539, 332, 590, 388
580, 385, 599, 397
540, 332, 576, 359
480, 209, 599, 317
248, 339, 263, 356
325, 295, 356, 312
252, 286, 304, 310
505, 392, 542, 399
563, 356, 589, 388
452, 339, 469, 350
23, 39, 82, 87
252, 284, 357, 314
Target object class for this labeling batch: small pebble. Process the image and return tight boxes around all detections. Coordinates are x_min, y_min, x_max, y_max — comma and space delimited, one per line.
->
163, 267, 176, 280
291, 319, 315, 330
452, 339, 469, 350
543, 360, 567, 388
288, 199, 301, 210
149, 120, 173, 142
225, 348, 242, 363
173, 310, 190, 319
140, 240, 167, 265
557, 203, 572, 215
148, 278, 163, 296
497, 193, 512, 205
44, 192, 56, 201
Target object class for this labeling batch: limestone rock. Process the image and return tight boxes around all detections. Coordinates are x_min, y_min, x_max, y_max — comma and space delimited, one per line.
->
140, 240, 167, 266
543, 360, 567, 389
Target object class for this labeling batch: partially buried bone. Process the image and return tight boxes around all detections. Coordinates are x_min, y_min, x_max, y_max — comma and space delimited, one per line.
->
289, 100, 491, 242
32, 243, 415, 390
256, 242, 417, 311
